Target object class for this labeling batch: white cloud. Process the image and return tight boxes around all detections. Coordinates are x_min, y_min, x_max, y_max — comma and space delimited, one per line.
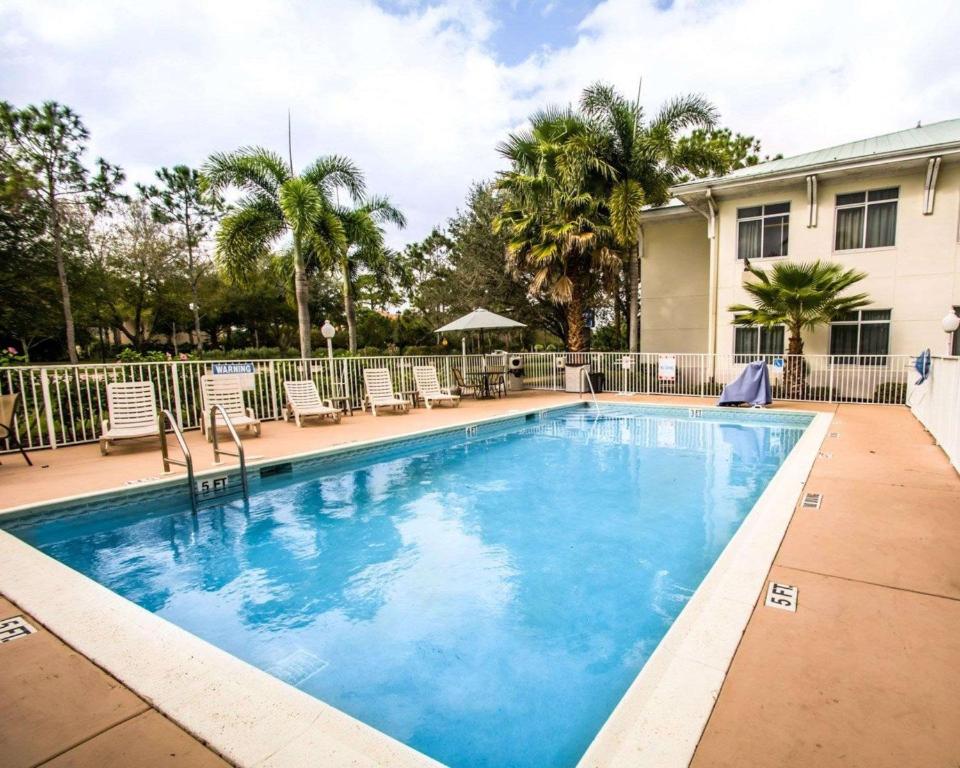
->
2, 0, 958, 248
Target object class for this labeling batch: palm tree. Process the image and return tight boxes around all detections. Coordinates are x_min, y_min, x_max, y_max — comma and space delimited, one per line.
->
494, 108, 615, 352
327, 195, 405, 352
728, 260, 871, 397
580, 83, 718, 352
203, 148, 364, 358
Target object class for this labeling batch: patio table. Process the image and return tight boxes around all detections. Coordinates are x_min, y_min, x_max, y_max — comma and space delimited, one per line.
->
468, 371, 505, 399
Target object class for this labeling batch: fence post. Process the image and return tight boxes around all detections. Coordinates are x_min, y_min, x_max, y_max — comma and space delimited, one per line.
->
265, 360, 276, 419
171, 362, 183, 427
39, 368, 57, 449
828, 357, 836, 403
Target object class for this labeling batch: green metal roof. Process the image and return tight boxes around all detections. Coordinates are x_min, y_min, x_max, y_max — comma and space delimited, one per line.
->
673, 118, 960, 191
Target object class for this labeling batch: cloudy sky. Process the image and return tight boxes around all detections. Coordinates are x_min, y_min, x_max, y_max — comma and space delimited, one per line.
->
3, 0, 959, 247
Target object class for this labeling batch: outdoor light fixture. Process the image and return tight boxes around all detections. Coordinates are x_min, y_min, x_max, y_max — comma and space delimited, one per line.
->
321, 319, 336, 363
942, 309, 960, 354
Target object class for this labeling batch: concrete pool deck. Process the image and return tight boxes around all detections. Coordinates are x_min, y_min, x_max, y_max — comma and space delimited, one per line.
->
1, 391, 958, 766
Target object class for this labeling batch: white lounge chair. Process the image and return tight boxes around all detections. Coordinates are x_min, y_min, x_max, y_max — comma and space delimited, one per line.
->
363, 368, 411, 416
100, 381, 160, 455
200, 375, 261, 441
413, 365, 460, 409
283, 380, 342, 427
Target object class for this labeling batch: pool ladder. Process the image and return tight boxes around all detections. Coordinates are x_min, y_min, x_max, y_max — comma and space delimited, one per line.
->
158, 407, 250, 514
580, 367, 600, 410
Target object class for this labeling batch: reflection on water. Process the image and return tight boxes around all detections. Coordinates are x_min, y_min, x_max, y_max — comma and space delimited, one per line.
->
8, 406, 807, 768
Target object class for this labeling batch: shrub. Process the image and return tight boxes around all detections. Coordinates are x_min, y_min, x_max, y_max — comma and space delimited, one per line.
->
873, 381, 906, 404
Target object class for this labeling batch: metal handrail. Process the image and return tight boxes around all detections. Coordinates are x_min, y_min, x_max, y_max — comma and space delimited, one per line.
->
159, 409, 197, 511
209, 404, 249, 500
580, 366, 599, 409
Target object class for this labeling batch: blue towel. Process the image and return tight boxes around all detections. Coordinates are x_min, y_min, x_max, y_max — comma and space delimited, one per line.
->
718, 360, 772, 407
914, 349, 931, 384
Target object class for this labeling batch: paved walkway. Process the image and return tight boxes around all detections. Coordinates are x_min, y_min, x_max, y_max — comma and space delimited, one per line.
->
2, 393, 957, 767
0, 595, 231, 768
690, 404, 960, 767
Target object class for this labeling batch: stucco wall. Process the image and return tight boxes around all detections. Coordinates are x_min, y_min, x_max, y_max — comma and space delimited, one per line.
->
714, 160, 960, 356
639, 213, 709, 352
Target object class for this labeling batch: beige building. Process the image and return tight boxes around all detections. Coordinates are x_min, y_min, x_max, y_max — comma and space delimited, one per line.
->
640, 119, 960, 359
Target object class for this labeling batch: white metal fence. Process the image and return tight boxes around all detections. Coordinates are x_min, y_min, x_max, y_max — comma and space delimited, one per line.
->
909, 356, 960, 473
0, 352, 912, 454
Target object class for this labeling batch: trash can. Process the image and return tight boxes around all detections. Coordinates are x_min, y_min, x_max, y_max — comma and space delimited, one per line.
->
587, 371, 605, 393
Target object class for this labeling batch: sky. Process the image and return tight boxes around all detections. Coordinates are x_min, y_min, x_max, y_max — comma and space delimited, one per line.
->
2, 0, 959, 248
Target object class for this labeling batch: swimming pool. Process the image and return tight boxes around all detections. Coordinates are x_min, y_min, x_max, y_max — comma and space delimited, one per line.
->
3, 403, 812, 768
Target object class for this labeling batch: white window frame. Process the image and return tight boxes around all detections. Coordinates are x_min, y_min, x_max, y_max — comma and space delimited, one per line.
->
733, 325, 785, 361
833, 187, 899, 251
736, 202, 790, 260
829, 309, 891, 364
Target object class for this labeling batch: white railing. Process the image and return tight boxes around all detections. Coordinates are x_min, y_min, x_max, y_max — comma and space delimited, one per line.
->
0, 352, 912, 454
909, 356, 960, 472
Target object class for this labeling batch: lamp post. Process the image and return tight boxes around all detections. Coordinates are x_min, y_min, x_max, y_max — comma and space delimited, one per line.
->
942, 310, 960, 355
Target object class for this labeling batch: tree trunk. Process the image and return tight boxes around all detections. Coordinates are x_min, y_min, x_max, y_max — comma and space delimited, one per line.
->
293, 238, 312, 358
191, 294, 203, 352
612, 269, 622, 349
342, 255, 357, 353
48, 182, 78, 363
627, 236, 640, 352
784, 329, 805, 399
565, 267, 590, 352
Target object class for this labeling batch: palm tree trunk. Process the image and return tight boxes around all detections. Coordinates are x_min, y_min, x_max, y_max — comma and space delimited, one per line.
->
627, 238, 640, 352
341, 255, 357, 353
565, 268, 590, 352
612, 269, 622, 349
292, 238, 312, 358
784, 329, 805, 399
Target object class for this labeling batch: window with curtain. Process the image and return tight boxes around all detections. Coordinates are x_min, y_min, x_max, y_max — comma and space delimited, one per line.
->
734, 325, 785, 362
834, 188, 898, 250
829, 309, 891, 364
737, 202, 789, 259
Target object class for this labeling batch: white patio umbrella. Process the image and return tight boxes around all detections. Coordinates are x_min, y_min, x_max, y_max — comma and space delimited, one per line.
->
435, 308, 526, 369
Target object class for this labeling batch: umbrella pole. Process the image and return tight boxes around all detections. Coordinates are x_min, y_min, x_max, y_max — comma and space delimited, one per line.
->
461, 336, 466, 372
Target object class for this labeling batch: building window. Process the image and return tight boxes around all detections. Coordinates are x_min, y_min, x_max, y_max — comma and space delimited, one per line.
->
734, 325, 785, 362
737, 202, 789, 260
953, 307, 960, 356
834, 188, 898, 250
829, 309, 891, 364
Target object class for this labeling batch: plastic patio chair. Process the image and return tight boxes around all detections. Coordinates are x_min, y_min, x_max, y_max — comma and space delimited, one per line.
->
200, 375, 261, 441
283, 380, 343, 427
100, 381, 161, 455
413, 365, 460, 409
362, 368, 411, 416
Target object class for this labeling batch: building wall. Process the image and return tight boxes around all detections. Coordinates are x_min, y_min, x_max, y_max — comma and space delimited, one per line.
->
714, 160, 960, 356
639, 213, 709, 352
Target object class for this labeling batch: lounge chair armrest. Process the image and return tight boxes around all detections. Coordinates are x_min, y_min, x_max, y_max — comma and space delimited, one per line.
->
245, 407, 257, 419
102, 418, 110, 434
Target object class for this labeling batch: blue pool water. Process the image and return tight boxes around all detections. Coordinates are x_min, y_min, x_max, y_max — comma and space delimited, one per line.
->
5, 404, 809, 768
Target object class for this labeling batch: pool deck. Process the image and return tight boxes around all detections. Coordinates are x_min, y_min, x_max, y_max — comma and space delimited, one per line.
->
1, 390, 958, 767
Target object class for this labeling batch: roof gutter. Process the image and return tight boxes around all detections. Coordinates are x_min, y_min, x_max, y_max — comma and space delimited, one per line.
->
670, 143, 960, 198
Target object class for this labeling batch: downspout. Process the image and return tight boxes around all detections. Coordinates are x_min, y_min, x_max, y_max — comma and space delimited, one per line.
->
705, 188, 720, 380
